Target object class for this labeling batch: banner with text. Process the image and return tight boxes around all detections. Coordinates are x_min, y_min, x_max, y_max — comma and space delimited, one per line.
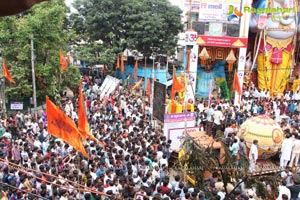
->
168, 127, 200, 151
164, 112, 196, 150
198, 0, 242, 24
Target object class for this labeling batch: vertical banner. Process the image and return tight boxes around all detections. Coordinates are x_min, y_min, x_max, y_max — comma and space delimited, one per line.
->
234, 1, 250, 105
235, 48, 247, 105
185, 31, 198, 103
153, 81, 166, 123
185, 44, 198, 103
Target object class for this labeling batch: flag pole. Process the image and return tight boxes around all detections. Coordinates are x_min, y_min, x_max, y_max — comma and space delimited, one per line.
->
151, 52, 155, 125
31, 35, 37, 114
0, 59, 7, 116
1, 69, 6, 115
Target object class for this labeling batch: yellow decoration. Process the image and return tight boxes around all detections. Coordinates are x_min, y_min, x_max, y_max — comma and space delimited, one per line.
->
257, 49, 291, 96
196, 37, 205, 44
177, 72, 187, 104
292, 79, 300, 93
167, 100, 182, 114
232, 39, 245, 47
237, 115, 284, 160
226, 50, 236, 71
199, 47, 210, 66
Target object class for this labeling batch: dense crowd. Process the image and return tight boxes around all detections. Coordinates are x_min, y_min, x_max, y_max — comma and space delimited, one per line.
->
0, 76, 300, 200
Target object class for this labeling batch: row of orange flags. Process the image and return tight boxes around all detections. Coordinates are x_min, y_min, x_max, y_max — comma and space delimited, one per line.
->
2, 50, 69, 84
46, 80, 102, 158
115, 55, 125, 74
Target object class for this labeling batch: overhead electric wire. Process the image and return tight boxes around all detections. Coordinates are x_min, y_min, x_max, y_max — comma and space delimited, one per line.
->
0, 158, 110, 197
0, 182, 48, 200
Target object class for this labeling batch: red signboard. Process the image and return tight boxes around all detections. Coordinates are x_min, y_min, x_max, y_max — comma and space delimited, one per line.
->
196, 35, 248, 48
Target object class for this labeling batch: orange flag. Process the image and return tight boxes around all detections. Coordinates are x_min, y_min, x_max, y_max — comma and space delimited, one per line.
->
134, 57, 138, 80
146, 78, 151, 98
132, 79, 143, 90
46, 96, 88, 158
121, 55, 125, 74
60, 50, 68, 71
2, 60, 15, 84
171, 68, 185, 100
186, 50, 191, 73
116, 56, 120, 69
233, 71, 242, 95
78, 81, 99, 143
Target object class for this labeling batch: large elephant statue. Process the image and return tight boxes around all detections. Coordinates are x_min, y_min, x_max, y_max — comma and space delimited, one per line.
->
249, 0, 298, 96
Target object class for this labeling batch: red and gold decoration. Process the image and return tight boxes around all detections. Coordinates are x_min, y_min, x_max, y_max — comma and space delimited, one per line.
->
199, 47, 210, 66
226, 49, 237, 71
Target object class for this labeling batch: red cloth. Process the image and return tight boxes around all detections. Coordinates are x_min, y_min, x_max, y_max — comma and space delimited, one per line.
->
258, 40, 293, 64
270, 48, 282, 64
161, 185, 170, 195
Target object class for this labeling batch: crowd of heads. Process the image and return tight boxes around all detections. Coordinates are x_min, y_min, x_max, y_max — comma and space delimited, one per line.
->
1, 75, 300, 199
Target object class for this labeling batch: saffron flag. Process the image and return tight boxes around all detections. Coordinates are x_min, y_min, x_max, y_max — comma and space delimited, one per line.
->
2, 60, 15, 84
78, 81, 99, 143
121, 56, 125, 74
46, 96, 88, 158
132, 79, 142, 90
171, 68, 185, 100
116, 56, 120, 69
233, 71, 242, 95
146, 78, 151, 98
186, 50, 191, 73
134, 57, 138, 80
60, 50, 68, 71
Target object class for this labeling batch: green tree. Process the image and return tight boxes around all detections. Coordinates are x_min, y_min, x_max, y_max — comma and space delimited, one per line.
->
71, 0, 182, 61
0, 0, 80, 104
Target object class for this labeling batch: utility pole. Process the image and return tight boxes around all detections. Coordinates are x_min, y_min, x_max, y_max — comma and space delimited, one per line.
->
31, 36, 37, 113
0, 57, 6, 115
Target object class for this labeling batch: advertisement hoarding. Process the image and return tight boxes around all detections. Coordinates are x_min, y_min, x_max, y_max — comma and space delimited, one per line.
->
164, 112, 196, 150
168, 127, 199, 151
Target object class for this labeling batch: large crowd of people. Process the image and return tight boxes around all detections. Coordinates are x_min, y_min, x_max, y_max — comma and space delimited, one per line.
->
0, 75, 300, 200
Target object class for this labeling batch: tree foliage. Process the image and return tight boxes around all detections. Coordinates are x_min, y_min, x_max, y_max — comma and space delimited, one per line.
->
0, 0, 80, 104
71, 0, 182, 59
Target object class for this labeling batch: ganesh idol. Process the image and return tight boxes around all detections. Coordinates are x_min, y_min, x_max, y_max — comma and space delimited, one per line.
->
249, 0, 298, 97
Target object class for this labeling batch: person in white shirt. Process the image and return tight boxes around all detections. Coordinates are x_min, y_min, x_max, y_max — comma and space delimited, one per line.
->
159, 154, 168, 168
289, 135, 300, 167
280, 133, 293, 169
277, 180, 291, 200
197, 101, 204, 113
249, 139, 258, 173
212, 106, 224, 138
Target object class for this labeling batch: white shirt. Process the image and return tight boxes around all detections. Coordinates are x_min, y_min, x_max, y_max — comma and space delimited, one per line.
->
159, 158, 168, 168
249, 144, 258, 161
212, 110, 224, 125
292, 139, 300, 154
281, 138, 293, 160
197, 103, 204, 113
276, 185, 291, 200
